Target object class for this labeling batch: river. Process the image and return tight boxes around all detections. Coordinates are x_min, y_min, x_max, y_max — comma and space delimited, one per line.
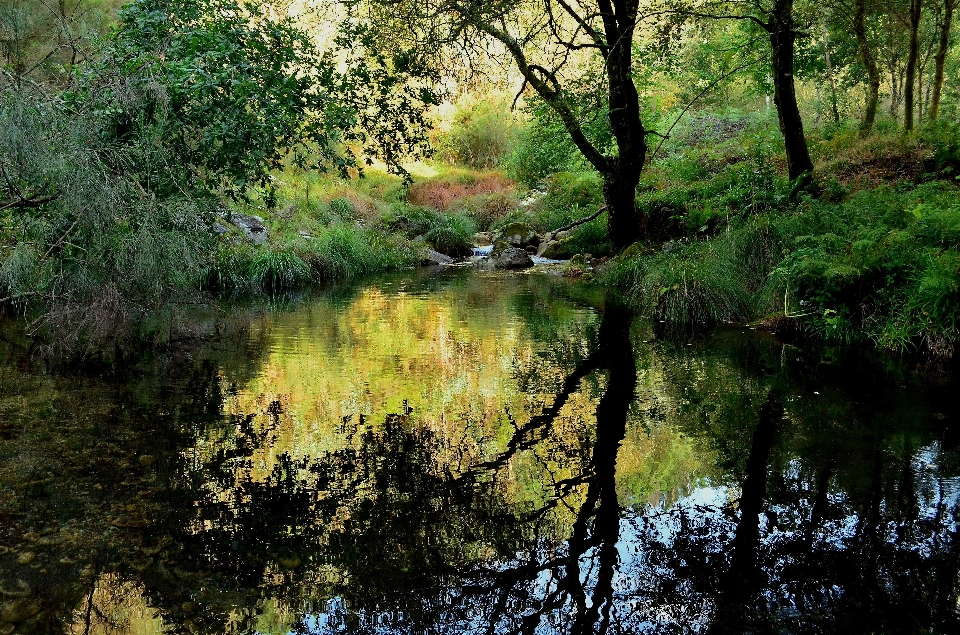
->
1, 268, 958, 634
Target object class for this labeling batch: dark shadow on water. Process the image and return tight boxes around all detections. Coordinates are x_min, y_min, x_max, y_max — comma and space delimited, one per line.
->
1, 278, 959, 634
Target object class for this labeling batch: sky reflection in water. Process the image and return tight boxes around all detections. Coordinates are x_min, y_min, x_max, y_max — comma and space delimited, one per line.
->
0, 269, 958, 635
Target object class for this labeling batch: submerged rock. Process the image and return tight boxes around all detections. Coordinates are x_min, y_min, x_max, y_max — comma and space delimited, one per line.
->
0, 598, 41, 623
493, 247, 534, 269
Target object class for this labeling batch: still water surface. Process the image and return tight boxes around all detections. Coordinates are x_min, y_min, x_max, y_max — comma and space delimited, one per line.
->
1, 269, 958, 634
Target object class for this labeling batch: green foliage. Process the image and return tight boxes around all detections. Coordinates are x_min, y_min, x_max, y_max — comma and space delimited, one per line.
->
0, 91, 215, 346
640, 117, 790, 235
0, 0, 439, 350
917, 120, 960, 175
506, 97, 613, 187
608, 182, 960, 358
435, 96, 521, 169
450, 191, 519, 232
775, 185, 960, 355
86, 0, 437, 198
382, 205, 475, 257
308, 225, 418, 281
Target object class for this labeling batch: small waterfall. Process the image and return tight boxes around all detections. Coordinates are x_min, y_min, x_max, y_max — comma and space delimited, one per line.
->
471, 245, 494, 257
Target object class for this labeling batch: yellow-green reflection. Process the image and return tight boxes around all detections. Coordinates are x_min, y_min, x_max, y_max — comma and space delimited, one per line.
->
199, 272, 705, 513
3, 270, 952, 635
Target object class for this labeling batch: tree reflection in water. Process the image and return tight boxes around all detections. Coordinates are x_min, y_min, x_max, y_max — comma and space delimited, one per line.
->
2, 278, 959, 635
157, 304, 960, 634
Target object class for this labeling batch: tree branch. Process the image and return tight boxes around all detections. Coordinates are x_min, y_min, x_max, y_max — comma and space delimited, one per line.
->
468, 17, 611, 172
0, 193, 61, 212
550, 205, 607, 235
674, 9, 770, 30
651, 56, 764, 160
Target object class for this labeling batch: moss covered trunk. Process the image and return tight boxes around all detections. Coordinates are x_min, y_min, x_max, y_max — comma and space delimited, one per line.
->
854, 0, 882, 133
930, 0, 954, 120
905, 0, 923, 131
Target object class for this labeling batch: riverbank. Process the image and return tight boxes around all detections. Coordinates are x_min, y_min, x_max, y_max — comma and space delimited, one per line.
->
2, 110, 958, 360
211, 117, 959, 359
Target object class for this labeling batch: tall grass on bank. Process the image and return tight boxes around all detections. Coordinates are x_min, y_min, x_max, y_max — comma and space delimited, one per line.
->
605, 182, 960, 357
209, 224, 419, 293
607, 221, 781, 326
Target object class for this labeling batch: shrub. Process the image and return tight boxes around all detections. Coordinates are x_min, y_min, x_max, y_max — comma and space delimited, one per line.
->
506, 97, 613, 186
407, 169, 516, 211
448, 191, 519, 231
423, 214, 476, 257
329, 197, 358, 220
435, 96, 521, 169
381, 204, 475, 256
608, 181, 960, 357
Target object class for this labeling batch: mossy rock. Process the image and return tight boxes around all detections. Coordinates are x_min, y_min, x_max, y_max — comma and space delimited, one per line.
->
619, 241, 651, 260
539, 237, 578, 260
490, 239, 512, 256
496, 222, 540, 248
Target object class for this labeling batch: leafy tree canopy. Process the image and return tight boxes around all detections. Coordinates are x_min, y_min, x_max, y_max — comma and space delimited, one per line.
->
67, 0, 440, 200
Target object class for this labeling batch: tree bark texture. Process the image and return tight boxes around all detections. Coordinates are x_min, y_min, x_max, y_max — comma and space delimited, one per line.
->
823, 21, 841, 123
905, 0, 923, 130
854, 0, 882, 132
474, 1, 645, 248
597, 0, 646, 246
769, 0, 815, 180
930, 0, 955, 119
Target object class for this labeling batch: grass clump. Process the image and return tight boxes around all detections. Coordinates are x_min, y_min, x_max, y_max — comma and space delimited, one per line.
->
210, 224, 419, 293
606, 181, 960, 358
307, 225, 418, 281
247, 249, 312, 292
604, 220, 781, 326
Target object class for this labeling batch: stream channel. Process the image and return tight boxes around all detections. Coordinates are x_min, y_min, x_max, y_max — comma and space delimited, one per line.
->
1, 267, 959, 634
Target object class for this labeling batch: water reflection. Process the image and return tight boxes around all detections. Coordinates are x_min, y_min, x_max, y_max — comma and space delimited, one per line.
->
0, 270, 958, 634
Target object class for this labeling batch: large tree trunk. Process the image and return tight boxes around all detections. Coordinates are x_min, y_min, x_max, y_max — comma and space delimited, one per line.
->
854, 0, 882, 133
600, 2, 646, 247
905, 0, 923, 130
602, 158, 644, 243
479, 1, 646, 249
930, 0, 955, 119
769, 0, 814, 181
